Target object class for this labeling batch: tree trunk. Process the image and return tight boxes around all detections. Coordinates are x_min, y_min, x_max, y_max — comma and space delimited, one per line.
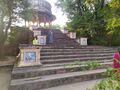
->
25, 20, 27, 27
77, 0, 83, 15
0, 14, 5, 45
4, 16, 12, 42
4, 0, 14, 42
101, 0, 105, 8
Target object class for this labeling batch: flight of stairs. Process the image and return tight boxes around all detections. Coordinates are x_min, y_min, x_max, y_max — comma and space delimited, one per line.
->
9, 29, 115, 90
40, 29, 80, 47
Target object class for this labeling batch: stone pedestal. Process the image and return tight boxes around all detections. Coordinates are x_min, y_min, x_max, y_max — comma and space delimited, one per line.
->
80, 37, 87, 45
69, 32, 76, 39
18, 45, 41, 67
38, 36, 47, 45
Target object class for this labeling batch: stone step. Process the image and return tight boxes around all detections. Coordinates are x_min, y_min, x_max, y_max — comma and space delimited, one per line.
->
40, 53, 113, 59
41, 48, 114, 52
53, 41, 77, 44
42, 59, 112, 67
41, 56, 113, 64
41, 79, 101, 90
42, 45, 113, 48
49, 39, 72, 41
42, 45, 80, 48
41, 51, 114, 55
13, 59, 112, 70
10, 69, 106, 90
50, 43, 79, 46
41, 46, 114, 49
11, 62, 111, 79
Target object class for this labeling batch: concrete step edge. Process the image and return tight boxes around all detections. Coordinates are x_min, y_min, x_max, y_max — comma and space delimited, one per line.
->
10, 69, 106, 90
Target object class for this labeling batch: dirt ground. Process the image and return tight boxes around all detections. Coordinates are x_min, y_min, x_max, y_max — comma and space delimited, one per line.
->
0, 67, 12, 90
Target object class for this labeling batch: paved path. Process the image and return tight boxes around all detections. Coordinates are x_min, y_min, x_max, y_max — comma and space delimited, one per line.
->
41, 79, 101, 90
0, 56, 15, 67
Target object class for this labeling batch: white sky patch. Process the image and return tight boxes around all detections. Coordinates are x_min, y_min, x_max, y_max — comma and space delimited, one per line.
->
46, 0, 68, 27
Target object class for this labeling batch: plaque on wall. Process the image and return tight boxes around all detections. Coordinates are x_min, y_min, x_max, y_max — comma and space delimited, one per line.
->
24, 52, 36, 62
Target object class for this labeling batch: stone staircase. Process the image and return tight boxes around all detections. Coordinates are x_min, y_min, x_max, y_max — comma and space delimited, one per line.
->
40, 29, 80, 47
9, 29, 115, 90
10, 47, 114, 90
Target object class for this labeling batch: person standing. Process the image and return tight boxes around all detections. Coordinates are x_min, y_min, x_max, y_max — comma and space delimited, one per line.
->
113, 48, 120, 73
48, 30, 54, 44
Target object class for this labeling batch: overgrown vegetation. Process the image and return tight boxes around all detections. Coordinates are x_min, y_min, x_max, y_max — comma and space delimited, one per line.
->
64, 60, 102, 70
56, 0, 120, 46
9, 26, 33, 46
88, 68, 120, 90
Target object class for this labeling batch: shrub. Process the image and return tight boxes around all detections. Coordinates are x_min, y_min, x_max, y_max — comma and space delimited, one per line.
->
88, 68, 120, 90
108, 30, 120, 46
64, 60, 101, 70
9, 26, 33, 46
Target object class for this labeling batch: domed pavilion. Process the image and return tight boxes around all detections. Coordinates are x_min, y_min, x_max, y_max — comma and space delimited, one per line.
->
28, 0, 56, 28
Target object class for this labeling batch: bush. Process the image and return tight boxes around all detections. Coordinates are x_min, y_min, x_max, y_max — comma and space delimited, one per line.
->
9, 26, 33, 46
89, 36, 108, 46
106, 29, 120, 46
88, 68, 120, 90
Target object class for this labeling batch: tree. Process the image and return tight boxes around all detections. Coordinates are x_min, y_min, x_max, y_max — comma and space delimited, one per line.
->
0, 0, 14, 45
56, 0, 114, 45
0, 0, 33, 45
19, 0, 35, 27
0, 0, 32, 56
106, 0, 120, 46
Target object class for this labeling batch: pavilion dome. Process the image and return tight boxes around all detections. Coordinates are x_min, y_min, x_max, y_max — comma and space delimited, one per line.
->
28, 0, 56, 22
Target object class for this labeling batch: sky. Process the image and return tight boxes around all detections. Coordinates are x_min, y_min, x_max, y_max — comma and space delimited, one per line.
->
46, 0, 68, 27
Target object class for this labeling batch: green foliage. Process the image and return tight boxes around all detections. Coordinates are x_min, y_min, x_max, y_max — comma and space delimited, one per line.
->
56, 0, 120, 46
90, 36, 108, 46
64, 60, 81, 68
106, 29, 120, 46
83, 61, 102, 70
105, 0, 120, 46
88, 79, 120, 90
0, 0, 32, 45
64, 60, 101, 70
0, 0, 14, 45
9, 26, 33, 46
105, 68, 120, 81
19, 0, 35, 26
88, 68, 120, 90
